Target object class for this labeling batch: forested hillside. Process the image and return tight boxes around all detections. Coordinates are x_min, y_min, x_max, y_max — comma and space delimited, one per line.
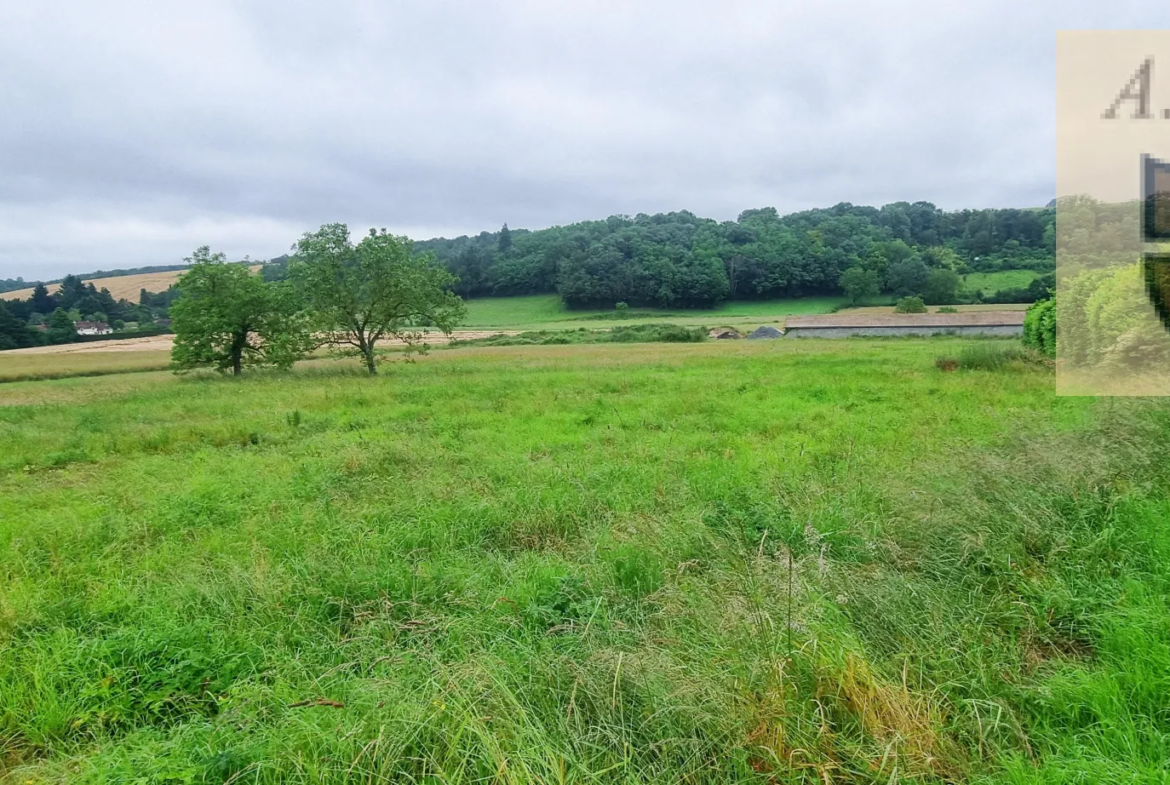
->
413, 202, 1055, 308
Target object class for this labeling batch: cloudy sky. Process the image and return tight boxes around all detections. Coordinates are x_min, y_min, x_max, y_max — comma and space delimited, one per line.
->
0, 1, 1163, 280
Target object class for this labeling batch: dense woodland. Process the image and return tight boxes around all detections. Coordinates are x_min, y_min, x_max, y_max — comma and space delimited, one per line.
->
413, 202, 1056, 307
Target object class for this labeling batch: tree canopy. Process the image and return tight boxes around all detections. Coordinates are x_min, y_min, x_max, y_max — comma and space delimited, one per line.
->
0, 300, 36, 350
170, 248, 310, 375
291, 224, 466, 374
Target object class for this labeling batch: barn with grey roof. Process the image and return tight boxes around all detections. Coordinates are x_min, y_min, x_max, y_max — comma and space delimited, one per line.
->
783, 311, 1025, 338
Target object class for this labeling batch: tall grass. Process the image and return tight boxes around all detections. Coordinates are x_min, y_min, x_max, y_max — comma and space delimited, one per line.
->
0, 350, 171, 383
0, 340, 1166, 783
936, 343, 1042, 372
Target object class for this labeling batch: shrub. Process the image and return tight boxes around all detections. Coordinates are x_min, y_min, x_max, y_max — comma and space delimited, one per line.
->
1023, 298, 1055, 357
609, 324, 705, 343
648, 325, 706, 343
936, 306, 958, 314
614, 301, 630, 318
894, 296, 927, 314
936, 344, 1043, 372
956, 344, 1036, 370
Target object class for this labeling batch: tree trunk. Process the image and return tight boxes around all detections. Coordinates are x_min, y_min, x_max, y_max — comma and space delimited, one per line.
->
364, 347, 377, 375
230, 329, 247, 376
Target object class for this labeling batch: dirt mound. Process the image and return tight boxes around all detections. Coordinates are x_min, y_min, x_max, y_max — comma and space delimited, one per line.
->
745, 325, 783, 340
708, 327, 741, 339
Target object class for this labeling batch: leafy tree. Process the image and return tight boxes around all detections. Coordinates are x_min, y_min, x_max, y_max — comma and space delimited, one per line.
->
0, 300, 37, 350
920, 246, 964, 271
886, 257, 931, 297
46, 308, 78, 344
170, 247, 311, 376
838, 266, 880, 305
451, 245, 489, 298
894, 296, 927, 314
56, 275, 89, 310
1023, 298, 1055, 357
292, 224, 466, 375
922, 268, 961, 305
30, 283, 56, 315
498, 223, 513, 254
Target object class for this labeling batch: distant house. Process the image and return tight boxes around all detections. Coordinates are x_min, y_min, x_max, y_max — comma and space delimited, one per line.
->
155, 318, 172, 328
75, 321, 113, 336
784, 311, 1026, 338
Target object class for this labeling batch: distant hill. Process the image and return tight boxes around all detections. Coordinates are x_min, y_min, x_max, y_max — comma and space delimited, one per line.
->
0, 265, 263, 302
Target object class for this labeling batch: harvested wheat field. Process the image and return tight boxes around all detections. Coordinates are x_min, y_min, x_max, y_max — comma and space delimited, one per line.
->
0, 266, 264, 302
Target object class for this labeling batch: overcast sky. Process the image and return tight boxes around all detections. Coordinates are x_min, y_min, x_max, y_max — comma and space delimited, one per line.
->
0, 1, 1164, 280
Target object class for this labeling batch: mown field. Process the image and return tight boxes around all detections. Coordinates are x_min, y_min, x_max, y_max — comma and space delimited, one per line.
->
1, 340, 1168, 784
460, 295, 852, 332
960, 271, 1041, 297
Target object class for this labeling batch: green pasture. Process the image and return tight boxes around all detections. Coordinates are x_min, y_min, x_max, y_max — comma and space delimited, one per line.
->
0, 340, 1167, 783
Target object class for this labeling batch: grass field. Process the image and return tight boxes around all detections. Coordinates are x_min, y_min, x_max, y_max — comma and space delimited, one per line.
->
1, 340, 1168, 783
459, 295, 1032, 332
461, 294, 850, 331
0, 349, 171, 383
961, 270, 1042, 297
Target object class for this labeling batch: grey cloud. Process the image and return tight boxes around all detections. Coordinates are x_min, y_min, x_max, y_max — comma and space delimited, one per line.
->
0, 0, 1164, 278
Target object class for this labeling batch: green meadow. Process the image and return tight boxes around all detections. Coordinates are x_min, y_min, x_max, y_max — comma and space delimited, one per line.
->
460, 294, 852, 332
1, 340, 1168, 783
960, 271, 1041, 298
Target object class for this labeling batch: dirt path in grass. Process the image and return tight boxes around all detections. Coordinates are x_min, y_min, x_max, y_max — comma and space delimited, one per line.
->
6, 331, 522, 356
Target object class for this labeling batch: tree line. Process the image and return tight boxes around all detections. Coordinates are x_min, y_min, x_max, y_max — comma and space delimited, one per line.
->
254, 203, 1057, 310
410, 202, 1056, 308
